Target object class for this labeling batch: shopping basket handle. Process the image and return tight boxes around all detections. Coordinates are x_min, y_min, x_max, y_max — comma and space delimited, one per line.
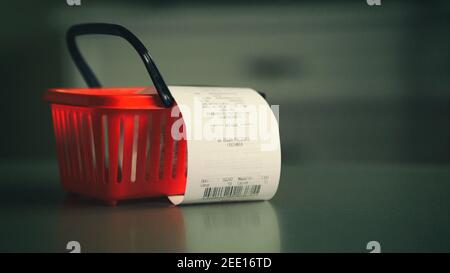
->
67, 23, 174, 107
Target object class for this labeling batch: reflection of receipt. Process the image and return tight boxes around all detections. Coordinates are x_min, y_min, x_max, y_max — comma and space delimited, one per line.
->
168, 86, 281, 205
182, 202, 280, 252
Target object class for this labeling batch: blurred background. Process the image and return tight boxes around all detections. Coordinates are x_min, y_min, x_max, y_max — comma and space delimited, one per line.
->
2, 0, 450, 253
1, 0, 450, 165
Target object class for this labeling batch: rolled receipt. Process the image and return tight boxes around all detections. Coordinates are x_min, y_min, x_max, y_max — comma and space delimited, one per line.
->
168, 86, 281, 205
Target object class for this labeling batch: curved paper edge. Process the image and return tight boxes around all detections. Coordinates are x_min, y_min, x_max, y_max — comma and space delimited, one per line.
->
168, 195, 185, 206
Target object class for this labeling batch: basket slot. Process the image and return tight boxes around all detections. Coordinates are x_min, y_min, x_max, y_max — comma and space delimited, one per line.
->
172, 119, 187, 179
130, 115, 140, 183
70, 111, 84, 183
87, 114, 97, 182
79, 112, 95, 184
51, 108, 61, 173
93, 114, 106, 184
72, 112, 84, 183
147, 113, 161, 182
59, 110, 69, 178
171, 140, 179, 179
107, 114, 121, 184
180, 139, 188, 178
52, 107, 66, 179
65, 111, 75, 180
76, 112, 87, 184
71, 112, 82, 182
158, 117, 166, 180
121, 114, 137, 183
117, 118, 125, 182
102, 115, 110, 182
162, 116, 175, 181
59, 109, 71, 179
66, 111, 79, 182
169, 116, 187, 179
136, 114, 150, 182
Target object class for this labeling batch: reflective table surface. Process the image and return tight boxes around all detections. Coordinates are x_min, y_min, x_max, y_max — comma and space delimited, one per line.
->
1, 160, 450, 252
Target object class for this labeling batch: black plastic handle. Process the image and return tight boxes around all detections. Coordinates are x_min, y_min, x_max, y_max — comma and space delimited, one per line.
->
66, 23, 174, 107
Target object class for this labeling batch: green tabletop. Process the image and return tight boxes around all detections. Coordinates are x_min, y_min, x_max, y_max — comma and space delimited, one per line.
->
1, 160, 450, 253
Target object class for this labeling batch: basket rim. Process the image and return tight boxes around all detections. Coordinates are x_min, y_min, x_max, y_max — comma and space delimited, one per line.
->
44, 86, 169, 109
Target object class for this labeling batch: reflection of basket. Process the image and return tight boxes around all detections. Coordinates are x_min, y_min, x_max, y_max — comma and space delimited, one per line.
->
44, 23, 187, 205
60, 196, 186, 252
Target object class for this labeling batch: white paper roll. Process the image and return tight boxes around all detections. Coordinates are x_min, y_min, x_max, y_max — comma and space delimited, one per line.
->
167, 86, 281, 205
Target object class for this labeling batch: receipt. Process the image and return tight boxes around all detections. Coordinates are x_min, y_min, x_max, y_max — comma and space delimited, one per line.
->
167, 86, 281, 205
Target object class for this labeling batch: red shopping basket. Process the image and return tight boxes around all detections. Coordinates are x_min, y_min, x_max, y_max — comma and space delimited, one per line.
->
44, 23, 187, 206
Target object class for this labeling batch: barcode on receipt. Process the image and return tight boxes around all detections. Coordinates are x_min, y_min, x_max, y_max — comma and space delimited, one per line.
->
202, 185, 262, 199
